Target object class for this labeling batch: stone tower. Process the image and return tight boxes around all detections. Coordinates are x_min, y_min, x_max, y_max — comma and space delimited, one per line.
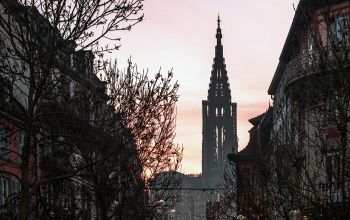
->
202, 16, 238, 188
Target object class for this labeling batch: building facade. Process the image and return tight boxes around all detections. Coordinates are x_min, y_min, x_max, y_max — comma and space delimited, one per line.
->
268, 0, 350, 218
229, 107, 273, 220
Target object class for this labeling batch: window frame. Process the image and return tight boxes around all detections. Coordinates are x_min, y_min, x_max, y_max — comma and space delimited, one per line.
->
329, 16, 349, 46
0, 177, 9, 207
0, 76, 12, 104
17, 132, 24, 162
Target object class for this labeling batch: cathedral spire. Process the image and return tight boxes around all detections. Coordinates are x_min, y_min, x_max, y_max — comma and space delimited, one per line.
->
208, 16, 229, 102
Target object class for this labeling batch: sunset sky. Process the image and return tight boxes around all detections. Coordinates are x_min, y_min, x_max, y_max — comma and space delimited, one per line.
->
115, 0, 300, 174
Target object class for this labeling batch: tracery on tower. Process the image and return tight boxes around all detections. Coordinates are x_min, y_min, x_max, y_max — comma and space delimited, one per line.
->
202, 15, 238, 187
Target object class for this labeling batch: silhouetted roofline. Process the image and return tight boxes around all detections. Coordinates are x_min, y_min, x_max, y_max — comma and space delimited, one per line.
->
248, 113, 265, 126
268, 0, 306, 95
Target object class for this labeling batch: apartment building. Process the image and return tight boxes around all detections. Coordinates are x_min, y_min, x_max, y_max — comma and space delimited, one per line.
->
268, 0, 350, 218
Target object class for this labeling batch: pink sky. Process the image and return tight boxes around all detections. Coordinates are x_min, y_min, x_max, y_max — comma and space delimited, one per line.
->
115, 0, 300, 174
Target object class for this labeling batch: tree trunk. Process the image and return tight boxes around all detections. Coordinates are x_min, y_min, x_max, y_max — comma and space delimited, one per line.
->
19, 66, 35, 220
19, 122, 33, 220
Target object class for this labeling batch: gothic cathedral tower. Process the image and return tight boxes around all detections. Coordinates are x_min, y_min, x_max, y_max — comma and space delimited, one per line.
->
202, 16, 238, 187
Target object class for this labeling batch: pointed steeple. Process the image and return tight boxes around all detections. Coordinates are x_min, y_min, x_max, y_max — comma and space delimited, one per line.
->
208, 16, 231, 102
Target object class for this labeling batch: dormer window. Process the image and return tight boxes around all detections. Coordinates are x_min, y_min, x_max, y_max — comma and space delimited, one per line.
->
74, 51, 94, 77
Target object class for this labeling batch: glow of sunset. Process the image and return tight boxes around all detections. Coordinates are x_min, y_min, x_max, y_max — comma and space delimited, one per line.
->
115, 0, 300, 174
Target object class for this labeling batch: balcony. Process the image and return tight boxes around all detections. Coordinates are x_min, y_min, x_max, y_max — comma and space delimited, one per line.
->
284, 51, 321, 88
284, 45, 350, 89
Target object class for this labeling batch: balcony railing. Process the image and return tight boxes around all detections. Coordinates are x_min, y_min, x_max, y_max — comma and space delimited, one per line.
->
284, 46, 350, 88
284, 51, 321, 88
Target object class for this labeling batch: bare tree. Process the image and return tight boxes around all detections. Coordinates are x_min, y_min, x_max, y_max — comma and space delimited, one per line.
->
71, 59, 182, 220
0, 0, 185, 219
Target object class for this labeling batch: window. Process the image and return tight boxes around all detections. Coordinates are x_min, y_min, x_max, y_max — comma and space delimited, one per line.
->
218, 83, 223, 97
0, 126, 9, 159
17, 132, 24, 162
66, 189, 73, 209
10, 180, 20, 214
89, 110, 96, 124
215, 84, 219, 97
84, 197, 89, 210
221, 128, 225, 143
307, 32, 315, 64
329, 16, 348, 44
217, 69, 221, 78
325, 152, 341, 186
327, 94, 341, 122
43, 184, 54, 204
325, 139, 341, 186
0, 177, 9, 207
308, 32, 314, 52
273, 98, 291, 138
69, 80, 76, 97
0, 76, 11, 104
70, 53, 75, 67
215, 127, 219, 162
52, 77, 60, 96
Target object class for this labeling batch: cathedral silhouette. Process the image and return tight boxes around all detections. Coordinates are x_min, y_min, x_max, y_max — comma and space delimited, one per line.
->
202, 15, 238, 188
157, 16, 238, 220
